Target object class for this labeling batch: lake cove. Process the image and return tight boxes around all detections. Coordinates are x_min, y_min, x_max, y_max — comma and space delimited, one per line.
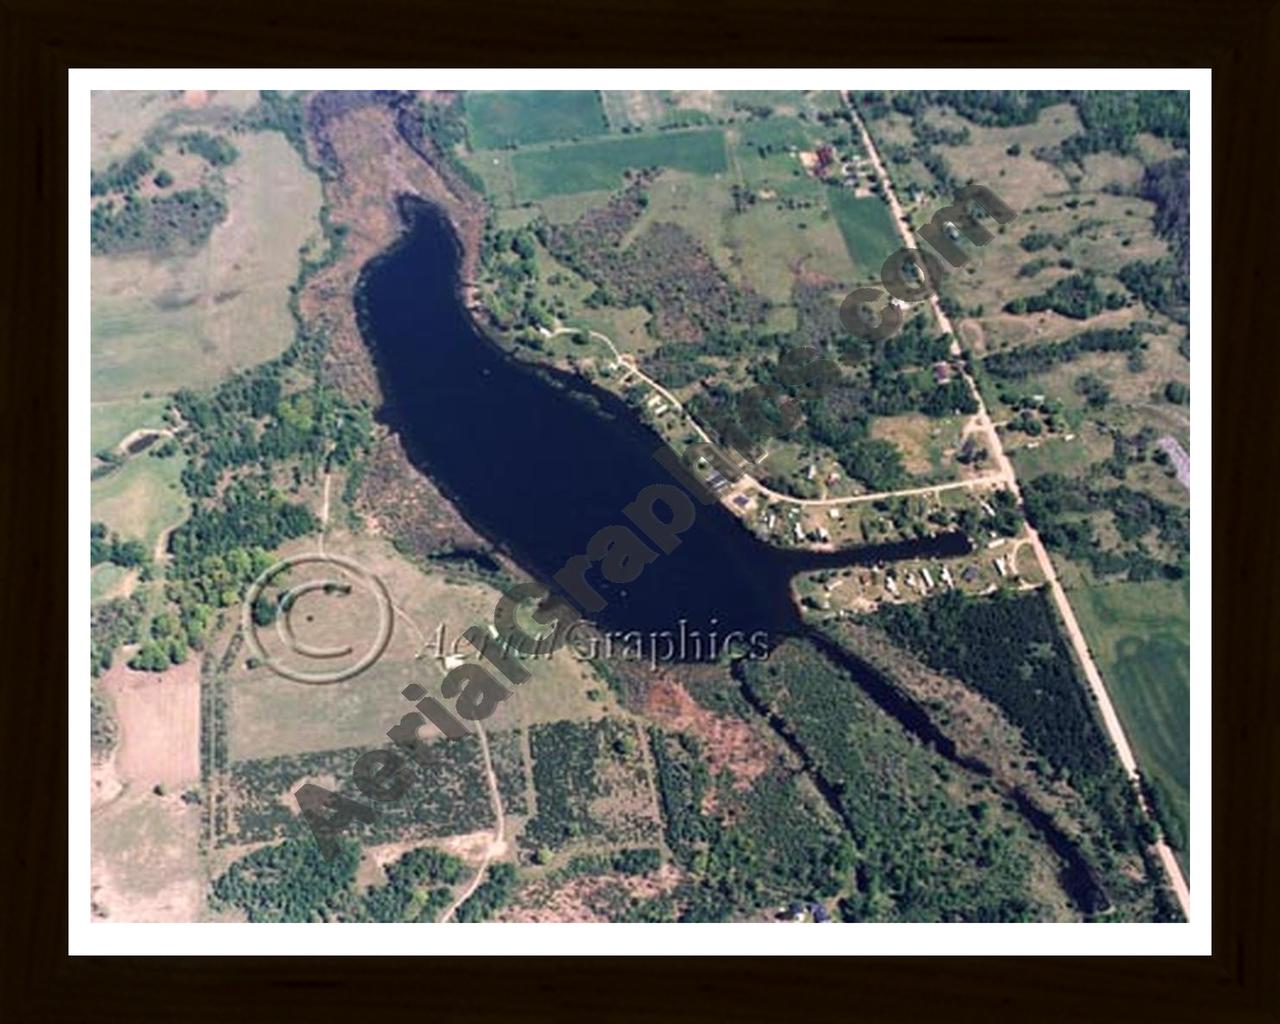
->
356, 197, 967, 649
296, 198, 976, 857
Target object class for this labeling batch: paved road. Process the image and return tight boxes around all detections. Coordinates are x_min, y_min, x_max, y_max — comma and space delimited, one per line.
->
847, 94, 1191, 919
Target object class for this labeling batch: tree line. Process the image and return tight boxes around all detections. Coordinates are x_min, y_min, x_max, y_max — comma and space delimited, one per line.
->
983, 325, 1146, 380
90, 522, 149, 570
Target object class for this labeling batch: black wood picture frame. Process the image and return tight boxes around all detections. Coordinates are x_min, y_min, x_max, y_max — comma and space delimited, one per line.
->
2, 0, 1274, 1018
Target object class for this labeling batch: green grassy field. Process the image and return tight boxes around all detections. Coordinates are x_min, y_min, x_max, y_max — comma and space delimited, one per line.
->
511, 129, 728, 201
90, 131, 323, 402
826, 189, 901, 279
1071, 578, 1191, 874
458, 148, 518, 206
465, 91, 608, 149
1008, 434, 1096, 480
91, 562, 132, 603
728, 115, 849, 199
869, 411, 966, 480
724, 195, 853, 305
90, 450, 187, 556
90, 397, 169, 456
735, 115, 812, 154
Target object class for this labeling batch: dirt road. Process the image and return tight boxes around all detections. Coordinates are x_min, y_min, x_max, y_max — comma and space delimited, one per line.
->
745, 473, 1005, 508
310, 511, 508, 922
438, 723, 506, 922
552, 326, 1003, 510
846, 94, 1191, 918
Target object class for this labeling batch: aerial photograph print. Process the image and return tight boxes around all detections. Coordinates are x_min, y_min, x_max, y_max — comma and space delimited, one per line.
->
81, 79, 1201, 944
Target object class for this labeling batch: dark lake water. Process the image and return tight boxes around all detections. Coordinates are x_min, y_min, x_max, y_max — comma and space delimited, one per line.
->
356, 199, 968, 648
353, 203, 1107, 912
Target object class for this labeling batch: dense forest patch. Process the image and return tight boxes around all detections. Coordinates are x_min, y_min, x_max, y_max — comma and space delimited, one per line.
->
868, 589, 1146, 850
219, 734, 513, 847
91, 188, 229, 256
739, 639, 1056, 922
211, 836, 360, 922
539, 179, 768, 346
651, 727, 855, 921
521, 718, 660, 855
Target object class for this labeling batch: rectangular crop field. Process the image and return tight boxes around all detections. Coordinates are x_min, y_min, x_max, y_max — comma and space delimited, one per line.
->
1070, 578, 1191, 873
512, 129, 728, 201
465, 91, 608, 149
826, 190, 901, 279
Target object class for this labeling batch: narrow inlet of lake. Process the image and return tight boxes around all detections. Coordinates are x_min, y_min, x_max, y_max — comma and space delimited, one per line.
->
356, 198, 968, 650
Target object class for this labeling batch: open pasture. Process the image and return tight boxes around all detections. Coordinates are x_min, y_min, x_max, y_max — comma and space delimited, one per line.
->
826, 190, 901, 280
511, 129, 727, 201
90, 446, 187, 555
91, 131, 323, 402
466, 91, 608, 149
224, 532, 609, 762
1070, 578, 1191, 871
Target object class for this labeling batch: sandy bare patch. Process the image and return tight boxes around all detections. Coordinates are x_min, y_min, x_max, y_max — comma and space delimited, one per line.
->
91, 793, 204, 922
91, 753, 123, 808
499, 863, 682, 923
673, 90, 719, 113
92, 869, 202, 923
92, 872, 203, 923
101, 658, 200, 789
437, 829, 505, 864
270, 773, 337, 815
354, 838, 425, 890
643, 678, 773, 788
959, 318, 987, 355
116, 426, 172, 455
